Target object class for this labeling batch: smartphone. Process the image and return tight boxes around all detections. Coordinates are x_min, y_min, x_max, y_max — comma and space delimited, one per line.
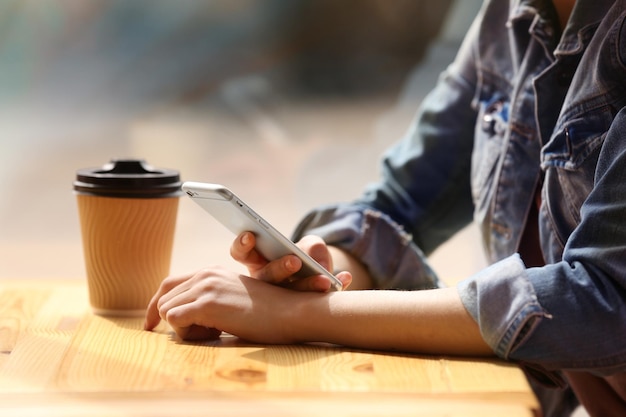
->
181, 181, 343, 291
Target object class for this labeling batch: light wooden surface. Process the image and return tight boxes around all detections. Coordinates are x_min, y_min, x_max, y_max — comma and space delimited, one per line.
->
0, 279, 538, 417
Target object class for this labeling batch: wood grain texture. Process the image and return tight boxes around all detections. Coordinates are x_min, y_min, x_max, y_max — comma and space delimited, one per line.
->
0, 279, 539, 416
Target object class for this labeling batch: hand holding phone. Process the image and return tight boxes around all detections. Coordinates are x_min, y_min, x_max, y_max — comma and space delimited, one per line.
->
182, 182, 343, 291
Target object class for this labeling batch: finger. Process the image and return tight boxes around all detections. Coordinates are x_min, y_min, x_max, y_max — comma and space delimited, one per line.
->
231, 231, 303, 282
157, 282, 196, 324
144, 292, 163, 330
160, 297, 207, 334
284, 271, 352, 292
153, 270, 209, 326
230, 232, 270, 272
296, 235, 333, 271
336, 271, 353, 290
285, 275, 332, 292
173, 324, 222, 341
144, 272, 193, 331
254, 255, 302, 284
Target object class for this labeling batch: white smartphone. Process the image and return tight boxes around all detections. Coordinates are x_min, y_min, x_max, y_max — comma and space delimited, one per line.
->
181, 181, 343, 291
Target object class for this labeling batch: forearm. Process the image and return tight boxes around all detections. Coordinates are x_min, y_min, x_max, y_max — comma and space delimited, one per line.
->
328, 246, 374, 290
290, 287, 493, 356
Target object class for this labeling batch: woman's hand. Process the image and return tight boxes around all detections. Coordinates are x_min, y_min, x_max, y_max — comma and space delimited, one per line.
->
230, 232, 352, 292
144, 266, 311, 342
144, 266, 492, 356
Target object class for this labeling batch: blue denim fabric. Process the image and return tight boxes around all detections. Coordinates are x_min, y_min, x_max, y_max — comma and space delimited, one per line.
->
292, 0, 626, 391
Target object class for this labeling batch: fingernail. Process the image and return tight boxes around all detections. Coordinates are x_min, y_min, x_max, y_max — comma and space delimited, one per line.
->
315, 279, 331, 292
241, 233, 250, 245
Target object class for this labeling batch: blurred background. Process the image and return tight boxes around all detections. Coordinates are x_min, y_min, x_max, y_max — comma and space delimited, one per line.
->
0, 0, 485, 284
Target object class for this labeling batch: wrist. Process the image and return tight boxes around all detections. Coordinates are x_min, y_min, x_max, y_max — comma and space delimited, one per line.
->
328, 246, 373, 290
284, 291, 332, 344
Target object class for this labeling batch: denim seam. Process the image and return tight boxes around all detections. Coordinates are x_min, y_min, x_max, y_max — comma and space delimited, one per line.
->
497, 301, 550, 359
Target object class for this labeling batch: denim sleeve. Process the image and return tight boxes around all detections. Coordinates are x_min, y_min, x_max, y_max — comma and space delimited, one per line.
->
292, 17, 480, 288
355, 55, 478, 257
459, 110, 626, 380
456, 256, 566, 386
292, 204, 441, 290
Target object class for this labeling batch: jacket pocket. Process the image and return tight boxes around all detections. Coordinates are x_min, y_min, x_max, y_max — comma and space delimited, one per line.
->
541, 111, 611, 247
541, 109, 611, 171
471, 96, 508, 209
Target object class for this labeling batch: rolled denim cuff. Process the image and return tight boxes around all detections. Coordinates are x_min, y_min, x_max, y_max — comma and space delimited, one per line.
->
457, 254, 551, 358
292, 204, 442, 290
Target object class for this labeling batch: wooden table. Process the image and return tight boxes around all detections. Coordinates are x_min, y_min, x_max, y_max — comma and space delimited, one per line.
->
0, 279, 538, 417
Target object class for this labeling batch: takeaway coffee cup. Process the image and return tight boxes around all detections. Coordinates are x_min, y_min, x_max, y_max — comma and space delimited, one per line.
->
73, 159, 182, 316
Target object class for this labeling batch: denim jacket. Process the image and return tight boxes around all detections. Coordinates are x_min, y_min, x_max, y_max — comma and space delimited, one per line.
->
292, 0, 626, 410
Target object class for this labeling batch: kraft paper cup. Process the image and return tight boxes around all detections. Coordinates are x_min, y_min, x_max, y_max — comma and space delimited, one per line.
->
74, 159, 182, 317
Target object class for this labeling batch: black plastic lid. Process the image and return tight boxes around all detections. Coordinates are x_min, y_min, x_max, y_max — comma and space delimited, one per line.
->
73, 159, 183, 198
